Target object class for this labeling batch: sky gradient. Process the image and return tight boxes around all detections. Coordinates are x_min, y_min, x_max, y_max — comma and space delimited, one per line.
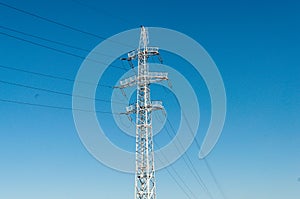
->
0, 0, 299, 199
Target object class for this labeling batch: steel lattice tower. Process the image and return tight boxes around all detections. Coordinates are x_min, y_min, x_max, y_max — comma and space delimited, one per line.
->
118, 26, 168, 199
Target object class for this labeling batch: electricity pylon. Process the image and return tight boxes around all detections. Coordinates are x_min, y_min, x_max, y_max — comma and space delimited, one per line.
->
118, 26, 168, 199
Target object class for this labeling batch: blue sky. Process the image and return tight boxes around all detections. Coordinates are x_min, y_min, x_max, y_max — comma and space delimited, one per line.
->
0, 0, 299, 199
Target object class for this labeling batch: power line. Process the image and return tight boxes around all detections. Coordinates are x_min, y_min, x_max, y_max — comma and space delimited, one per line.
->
157, 115, 209, 196
180, 111, 228, 199
160, 84, 228, 199
203, 158, 228, 199
0, 98, 116, 114
155, 87, 215, 199
0, 25, 115, 59
0, 1, 134, 48
0, 64, 113, 88
167, 163, 199, 199
0, 30, 125, 70
0, 79, 126, 105
163, 165, 194, 199
154, 140, 197, 199
69, 0, 133, 26
163, 110, 227, 199
163, 116, 215, 199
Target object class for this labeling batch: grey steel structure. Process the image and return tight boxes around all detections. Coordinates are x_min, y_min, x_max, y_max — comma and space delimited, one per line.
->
118, 26, 168, 199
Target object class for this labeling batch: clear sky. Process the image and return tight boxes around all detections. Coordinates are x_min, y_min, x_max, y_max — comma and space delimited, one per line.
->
0, 0, 299, 199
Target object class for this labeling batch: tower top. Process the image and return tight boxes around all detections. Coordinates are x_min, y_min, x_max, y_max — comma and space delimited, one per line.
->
139, 25, 149, 50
